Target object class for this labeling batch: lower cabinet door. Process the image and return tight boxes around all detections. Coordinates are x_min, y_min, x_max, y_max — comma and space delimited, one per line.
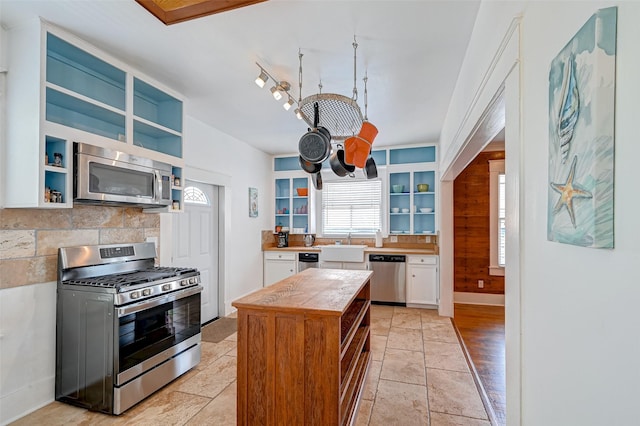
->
264, 260, 296, 286
407, 264, 438, 305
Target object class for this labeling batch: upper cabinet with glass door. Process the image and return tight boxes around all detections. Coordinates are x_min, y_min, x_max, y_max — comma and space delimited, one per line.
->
3, 20, 184, 209
387, 145, 438, 235
273, 157, 311, 234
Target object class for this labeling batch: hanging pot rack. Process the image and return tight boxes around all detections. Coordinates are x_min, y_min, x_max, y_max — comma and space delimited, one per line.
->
255, 37, 365, 140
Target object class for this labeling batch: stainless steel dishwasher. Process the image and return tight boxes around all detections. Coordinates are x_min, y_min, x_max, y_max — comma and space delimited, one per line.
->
368, 254, 406, 304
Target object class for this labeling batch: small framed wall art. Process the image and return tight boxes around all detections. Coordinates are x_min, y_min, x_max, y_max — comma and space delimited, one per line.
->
249, 187, 258, 217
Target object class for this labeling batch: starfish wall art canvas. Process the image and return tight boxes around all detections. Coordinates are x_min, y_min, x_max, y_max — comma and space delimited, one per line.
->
547, 7, 617, 248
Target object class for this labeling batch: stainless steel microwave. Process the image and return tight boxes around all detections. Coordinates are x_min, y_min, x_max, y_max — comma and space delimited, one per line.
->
74, 143, 172, 208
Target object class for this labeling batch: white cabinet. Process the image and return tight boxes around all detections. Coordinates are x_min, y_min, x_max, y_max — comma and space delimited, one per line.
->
406, 255, 439, 306
263, 252, 297, 287
4, 19, 184, 209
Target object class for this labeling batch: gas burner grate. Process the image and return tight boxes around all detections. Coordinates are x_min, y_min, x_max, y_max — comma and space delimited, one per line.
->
63, 266, 198, 289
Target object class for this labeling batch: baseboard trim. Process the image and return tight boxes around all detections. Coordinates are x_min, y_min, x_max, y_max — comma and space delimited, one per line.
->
454, 291, 505, 306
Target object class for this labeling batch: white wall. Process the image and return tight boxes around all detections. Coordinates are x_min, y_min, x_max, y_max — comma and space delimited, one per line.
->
440, 1, 525, 173
441, 1, 640, 424
519, 2, 640, 424
182, 115, 271, 313
0, 283, 56, 425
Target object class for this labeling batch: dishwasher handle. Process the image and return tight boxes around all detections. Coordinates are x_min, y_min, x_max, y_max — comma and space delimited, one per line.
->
368, 254, 406, 262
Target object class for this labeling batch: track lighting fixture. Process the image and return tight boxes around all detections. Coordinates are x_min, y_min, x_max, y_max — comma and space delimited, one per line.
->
254, 51, 303, 116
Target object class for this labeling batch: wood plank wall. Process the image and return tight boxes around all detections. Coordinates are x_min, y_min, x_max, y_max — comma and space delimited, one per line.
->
453, 151, 505, 294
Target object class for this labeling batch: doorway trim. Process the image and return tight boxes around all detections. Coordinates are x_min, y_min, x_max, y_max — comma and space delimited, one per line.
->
160, 166, 231, 319
439, 17, 522, 425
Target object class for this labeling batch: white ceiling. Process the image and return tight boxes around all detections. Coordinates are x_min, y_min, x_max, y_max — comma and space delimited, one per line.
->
0, 0, 481, 155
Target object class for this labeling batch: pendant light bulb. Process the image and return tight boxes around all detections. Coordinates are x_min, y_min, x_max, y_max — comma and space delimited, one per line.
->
271, 86, 282, 101
283, 97, 294, 111
255, 69, 268, 88
294, 108, 303, 120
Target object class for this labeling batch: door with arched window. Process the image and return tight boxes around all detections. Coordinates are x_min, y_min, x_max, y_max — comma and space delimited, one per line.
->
172, 181, 220, 323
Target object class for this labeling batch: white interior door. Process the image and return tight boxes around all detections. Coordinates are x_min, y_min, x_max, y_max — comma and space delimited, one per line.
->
172, 180, 219, 323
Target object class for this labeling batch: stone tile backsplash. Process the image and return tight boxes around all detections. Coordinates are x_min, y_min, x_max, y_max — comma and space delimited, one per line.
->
0, 206, 160, 289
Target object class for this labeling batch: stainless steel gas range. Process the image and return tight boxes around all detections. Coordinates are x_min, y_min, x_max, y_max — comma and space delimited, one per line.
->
55, 242, 203, 415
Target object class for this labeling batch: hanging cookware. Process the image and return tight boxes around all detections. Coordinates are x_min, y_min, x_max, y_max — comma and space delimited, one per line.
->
299, 103, 331, 164
363, 156, 378, 179
329, 144, 356, 177
311, 171, 323, 190
299, 155, 322, 174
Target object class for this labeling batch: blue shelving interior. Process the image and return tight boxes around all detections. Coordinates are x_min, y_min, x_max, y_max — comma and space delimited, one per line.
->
275, 215, 290, 228
133, 120, 182, 158
275, 179, 290, 198
390, 214, 410, 234
292, 216, 308, 231
44, 171, 66, 203
292, 177, 307, 193
46, 88, 125, 140
292, 177, 308, 218
371, 149, 387, 165
274, 156, 300, 172
275, 179, 290, 222
134, 78, 182, 133
414, 171, 435, 192
45, 135, 66, 168
171, 166, 182, 207
389, 146, 436, 164
46, 33, 126, 111
414, 214, 435, 234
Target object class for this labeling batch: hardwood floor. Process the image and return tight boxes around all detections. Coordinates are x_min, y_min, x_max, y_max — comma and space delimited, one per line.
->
453, 303, 506, 426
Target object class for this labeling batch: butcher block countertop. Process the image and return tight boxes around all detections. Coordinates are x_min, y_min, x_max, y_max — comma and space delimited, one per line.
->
232, 268, 373, 315
263, 246, 437, 255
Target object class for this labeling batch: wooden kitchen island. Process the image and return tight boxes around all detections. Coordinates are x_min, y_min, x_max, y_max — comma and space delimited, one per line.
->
232, 268, 372, 426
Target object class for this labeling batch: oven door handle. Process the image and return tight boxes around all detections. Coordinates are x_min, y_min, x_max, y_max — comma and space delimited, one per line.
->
117, 285, 203, 317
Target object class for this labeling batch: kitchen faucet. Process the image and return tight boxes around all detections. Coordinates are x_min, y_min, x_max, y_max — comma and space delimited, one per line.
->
347, 232, 352, 245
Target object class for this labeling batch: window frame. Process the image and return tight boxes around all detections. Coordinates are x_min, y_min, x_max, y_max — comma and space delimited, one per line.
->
489, 159, 505, 276
314, 171, 386, 238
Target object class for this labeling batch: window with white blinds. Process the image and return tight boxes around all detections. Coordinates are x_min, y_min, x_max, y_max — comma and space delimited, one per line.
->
321, 179, 382, 235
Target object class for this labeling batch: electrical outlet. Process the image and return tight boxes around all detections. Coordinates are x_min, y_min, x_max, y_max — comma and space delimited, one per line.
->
390, 235, 398, 243
478, 280, 484, 288
425, 236, 431, 243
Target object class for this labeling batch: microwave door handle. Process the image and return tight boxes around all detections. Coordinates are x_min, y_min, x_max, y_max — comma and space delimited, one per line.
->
154, 169, 162, 203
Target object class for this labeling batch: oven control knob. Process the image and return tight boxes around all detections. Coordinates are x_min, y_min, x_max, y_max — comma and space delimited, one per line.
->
130, 291, 140, 299
181, 279, 189, 286
189, 277, 195, 284
142, 289, 151, 296
162, 284, 172, 291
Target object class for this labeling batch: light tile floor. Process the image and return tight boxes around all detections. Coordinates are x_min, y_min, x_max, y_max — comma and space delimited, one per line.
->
11, 306, 489, 426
